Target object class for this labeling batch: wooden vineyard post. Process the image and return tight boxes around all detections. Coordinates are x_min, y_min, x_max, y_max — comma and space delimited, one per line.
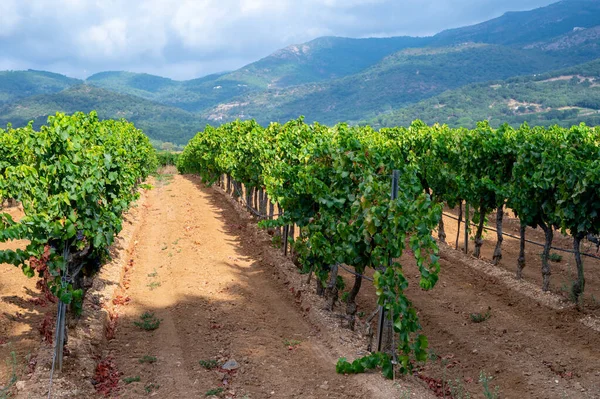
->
276, 205, 282, 237
376, 170, 399, 354
260, 189, 268, 218
283, 224, 289, 256
456, 201, 462, 250
464, 203, 470, 254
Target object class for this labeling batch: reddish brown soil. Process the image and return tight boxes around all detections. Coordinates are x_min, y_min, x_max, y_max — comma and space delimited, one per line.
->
0, 207, 52, 392
102, 174, 429, 398
3, 176, 600, 399
348, 210, 600, 398
442, 208, 600, 309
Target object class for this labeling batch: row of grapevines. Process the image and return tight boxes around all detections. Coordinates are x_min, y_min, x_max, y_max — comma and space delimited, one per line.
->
0, 123, 35, 205
410, 121, 599, 303
179, 118, 600, 374
178, 119, 442, 376
0, 111, 157, 309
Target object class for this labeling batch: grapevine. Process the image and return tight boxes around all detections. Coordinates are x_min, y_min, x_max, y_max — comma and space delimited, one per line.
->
178, 118, 600, 377
0, 111, 157, 310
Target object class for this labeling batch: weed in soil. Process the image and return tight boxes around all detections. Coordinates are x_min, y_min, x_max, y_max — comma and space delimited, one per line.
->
155, 173, 174, 186
144, 383, 160, 394
479, 371, 500, 399
271, 235, 282, 249
205, 387, 224, 396
469, 308, 491, 323
138, 355, 157, 364
147, 281, 161, 290
539, 252, 563, 262
283, 339, 302, 348
449, 378, 472, 399
134, 312, 161, 331
428, 349, 439, 361
199, 359, 218, 369
123, 376, 141, 384
340, 291, 349, 303
0, 351, 18, 399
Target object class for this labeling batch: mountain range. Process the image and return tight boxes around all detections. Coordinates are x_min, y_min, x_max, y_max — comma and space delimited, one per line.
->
1, 0, 599, 146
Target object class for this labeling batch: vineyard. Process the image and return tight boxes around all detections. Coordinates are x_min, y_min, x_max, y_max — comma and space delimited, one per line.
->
177, 118, 600, 374
1, 114, 600, 398
0, 111, 156, 390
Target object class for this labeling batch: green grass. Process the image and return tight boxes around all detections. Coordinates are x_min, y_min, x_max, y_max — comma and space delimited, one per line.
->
134, 312, 161, 331
205, 388, 224, 397
138, 355, 157, 364
469, 308, 491, 323
199, 359, 218, 370
123, 376, 141, 384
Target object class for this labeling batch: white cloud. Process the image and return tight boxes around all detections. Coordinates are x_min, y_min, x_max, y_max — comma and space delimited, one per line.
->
0, 0, 557, 79
0, 0, 23, 37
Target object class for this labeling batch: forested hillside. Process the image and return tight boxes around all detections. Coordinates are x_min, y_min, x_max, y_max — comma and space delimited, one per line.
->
370, 59, 600, 128
0, 85, 207, 144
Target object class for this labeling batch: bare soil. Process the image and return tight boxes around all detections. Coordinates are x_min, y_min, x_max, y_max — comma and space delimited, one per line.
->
0, 207, 51, 393
3, 175, 600, 399
95, 174, 431, 398
349, 210, 600, 398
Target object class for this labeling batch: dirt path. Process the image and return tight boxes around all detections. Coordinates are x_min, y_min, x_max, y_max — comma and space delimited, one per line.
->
0, 208, 48, 393
106, 174, 382, 398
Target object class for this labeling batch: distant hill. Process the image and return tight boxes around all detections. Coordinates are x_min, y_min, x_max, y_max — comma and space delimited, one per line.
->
224, 36, 431, 88
0, 85, 208, 144
198, 43, 581, 125
0, 70, 81, 104
368, 59, 600, 128
85, 36, 430, 113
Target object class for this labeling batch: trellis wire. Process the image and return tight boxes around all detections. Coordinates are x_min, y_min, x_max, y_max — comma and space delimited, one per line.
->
229, 179, 282, 219
338, 263, 374, 282
442, 211, 600, 261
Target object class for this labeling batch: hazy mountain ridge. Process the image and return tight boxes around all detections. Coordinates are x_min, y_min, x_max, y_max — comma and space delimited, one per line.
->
201, 43, 585, 125
0, 70, 82, 104
431, 0, 600, 46
0, 84, 208, 144
368, 59, 600, 129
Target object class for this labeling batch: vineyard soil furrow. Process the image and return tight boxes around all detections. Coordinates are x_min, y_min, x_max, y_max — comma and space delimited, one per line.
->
104, 173, 394, 398
347, 212, 600, 398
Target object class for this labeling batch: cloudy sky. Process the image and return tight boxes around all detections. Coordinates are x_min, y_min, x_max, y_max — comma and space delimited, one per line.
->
0, 0, 557, 80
